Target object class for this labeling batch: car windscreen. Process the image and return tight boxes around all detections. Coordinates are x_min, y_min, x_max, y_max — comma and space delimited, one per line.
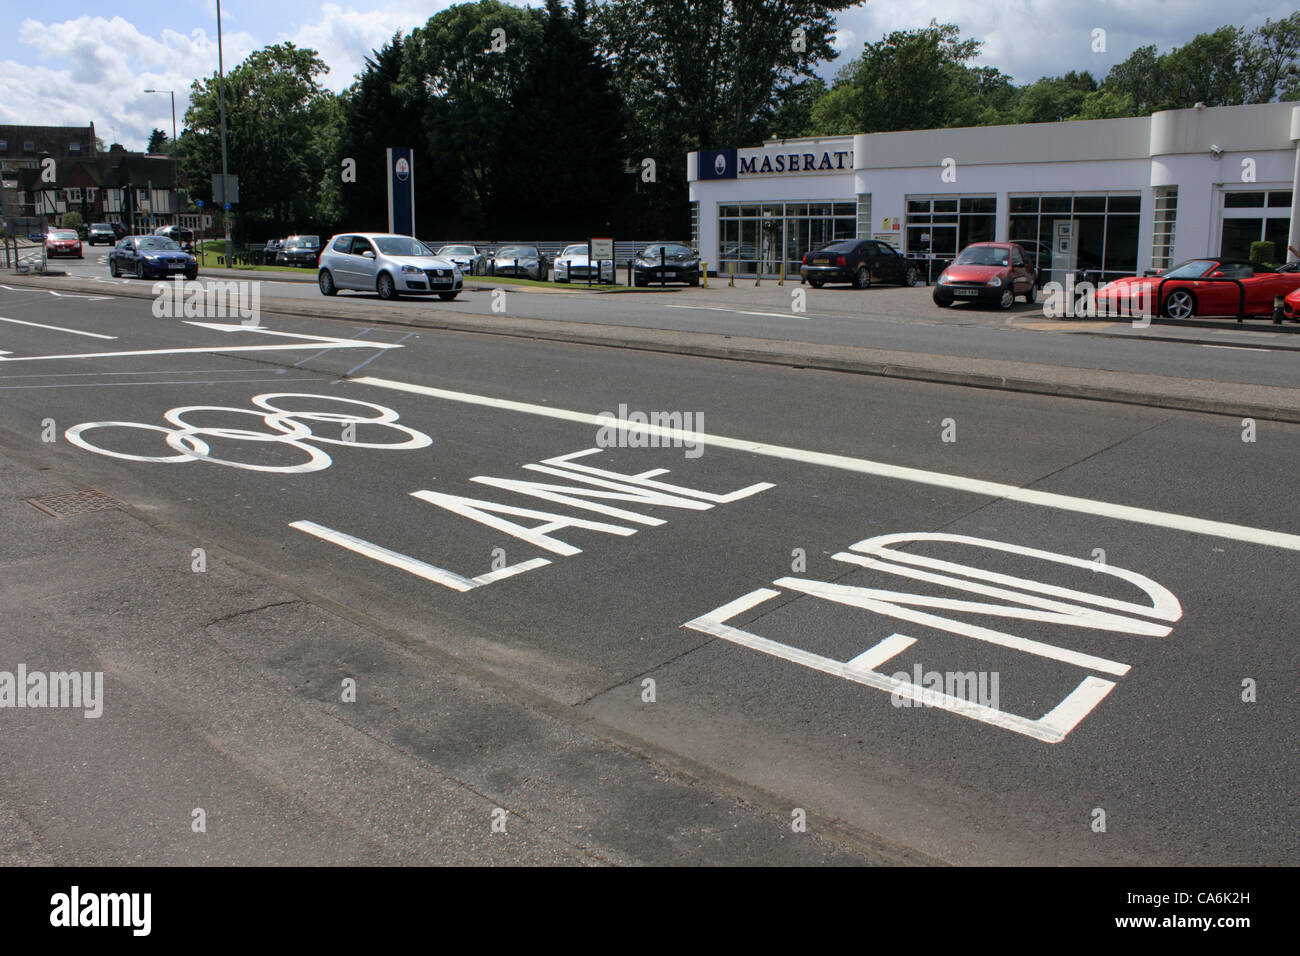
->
91, 225, 114, 232
641, 245, 691, 257
50, 231, 77, 239
137, 237, 181, 251
286, 237, 319, 249
562, 245, 587, 257
816, 241, 858, 254
376, 236, 434, 257
498, 246, 536, 258
1161, 260, 1216, 279
439, 246, 475, 255
954, 247, 1010, 267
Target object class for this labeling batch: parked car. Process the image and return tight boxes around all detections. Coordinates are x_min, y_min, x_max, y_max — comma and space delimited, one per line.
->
932, 241, 1038, 309
553, 243, 615, 283
108, 235, 198, 280
1281, 285, 1300, 320
633, 242, 700, 286
88, 223, 119, 246
277, 235, 322, 267
1098, 258, 1300, 319
488, 245, 548, 280
154, 225, 195, 252
317, 233, 461, 301
435, 244, 487, 276
264, 238, 285, 253
44, 229, 83, 259
800, 239, 922, 288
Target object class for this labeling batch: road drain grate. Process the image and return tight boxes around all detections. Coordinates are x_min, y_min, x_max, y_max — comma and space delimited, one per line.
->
26, 490, 123, 518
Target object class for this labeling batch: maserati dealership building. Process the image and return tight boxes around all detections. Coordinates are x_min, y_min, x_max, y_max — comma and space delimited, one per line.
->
687, 102, 1300, 285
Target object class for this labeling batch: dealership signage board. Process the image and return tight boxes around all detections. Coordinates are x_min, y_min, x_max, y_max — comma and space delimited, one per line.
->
699, 146, 853, 180
589, 237, 613, 261
211, 173, 239, 205
387, 147, 415, 236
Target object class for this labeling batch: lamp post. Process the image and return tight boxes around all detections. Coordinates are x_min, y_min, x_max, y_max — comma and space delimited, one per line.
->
216, 0, 232, 268
144, 88, 178, 227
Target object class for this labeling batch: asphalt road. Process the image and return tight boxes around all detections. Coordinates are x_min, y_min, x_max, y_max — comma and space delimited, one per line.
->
0, 281, 1295, 865
46, 254, 1300, 389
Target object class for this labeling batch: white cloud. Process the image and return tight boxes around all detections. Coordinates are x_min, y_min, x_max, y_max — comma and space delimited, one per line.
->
0, 15, 257, 149
288, 3, 434, 91
831, 29, 856, 54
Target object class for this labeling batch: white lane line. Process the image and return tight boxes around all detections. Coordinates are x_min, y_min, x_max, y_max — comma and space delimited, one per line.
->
845, 633, 916, 672
289, 520, 550, 590
0, 315, 116, 339
0, 377, 316, 390
1198, 344, 1272, 352
665, 304, 809, 320
0, 342, 396, 363
354, 375, 1300, 552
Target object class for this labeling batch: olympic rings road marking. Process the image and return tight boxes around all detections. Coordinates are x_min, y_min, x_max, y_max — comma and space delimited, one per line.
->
64, 393, 432, 474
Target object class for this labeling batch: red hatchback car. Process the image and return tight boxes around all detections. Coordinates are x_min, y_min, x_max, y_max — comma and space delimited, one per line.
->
933, 242, 1037, 309
1098, 259, 1300, 319
45, 229, 84, 259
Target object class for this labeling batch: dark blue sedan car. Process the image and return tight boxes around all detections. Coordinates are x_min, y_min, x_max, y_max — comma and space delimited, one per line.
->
109, 235, 198, 280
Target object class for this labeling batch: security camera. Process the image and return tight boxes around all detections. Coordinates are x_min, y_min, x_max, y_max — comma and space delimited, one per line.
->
1209, 145, 1223, 159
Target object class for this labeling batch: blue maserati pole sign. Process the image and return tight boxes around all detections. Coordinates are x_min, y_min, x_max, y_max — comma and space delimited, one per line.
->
387, 147, 415, 236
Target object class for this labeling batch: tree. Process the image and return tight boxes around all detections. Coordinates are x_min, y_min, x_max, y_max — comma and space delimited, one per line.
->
1242, 12, 1300, 102
147, 128, 168, 155
1011, 72, 1099, 124
594, 0, 855, 236
489, 0, 630, 236
182, 43, 335, 235
808, 21, 986, 134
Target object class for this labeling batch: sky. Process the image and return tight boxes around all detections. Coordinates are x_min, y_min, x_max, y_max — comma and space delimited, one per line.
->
0, 0, 1293, 151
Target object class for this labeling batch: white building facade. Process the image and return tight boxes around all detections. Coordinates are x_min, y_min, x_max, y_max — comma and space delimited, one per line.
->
687, 102, 1300, 284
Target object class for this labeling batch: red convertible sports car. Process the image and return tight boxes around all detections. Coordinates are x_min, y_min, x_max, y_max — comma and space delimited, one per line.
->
1097, 259, 1300, 320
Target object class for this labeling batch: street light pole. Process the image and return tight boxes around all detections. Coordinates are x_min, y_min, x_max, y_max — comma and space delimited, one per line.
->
144, 89, 178, 228
216, 0, 232, 268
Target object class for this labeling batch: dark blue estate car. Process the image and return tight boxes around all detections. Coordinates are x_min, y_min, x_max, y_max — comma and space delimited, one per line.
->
109, 235, 198, 280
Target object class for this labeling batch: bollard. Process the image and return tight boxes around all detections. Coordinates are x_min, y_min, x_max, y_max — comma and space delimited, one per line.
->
701, 261, 708, 288
728, 261, 735, 287
627, 258, 633, 287
1274, 294, 1285, 326
778, 260, 785, 286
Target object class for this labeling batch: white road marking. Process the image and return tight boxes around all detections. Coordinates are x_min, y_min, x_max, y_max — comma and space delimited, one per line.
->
289, 520, 551, 591
665, 304, 809, 320
354, 376, 1300, 551
683, 587, 1118, 743
0, 315, 116, 339
846, 633, 916, 672
0, 323, 403, 363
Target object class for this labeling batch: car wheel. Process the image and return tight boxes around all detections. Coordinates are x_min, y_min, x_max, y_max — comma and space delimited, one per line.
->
109, 259, 118, 277
904, 267, 919, 287
1024, 283, 1040, 305
854, 266, 872, 289
318, 270, 337, 296
376, 272, 399, 301
438, 292, 458, 301
135, 261, 143, 280
998, 288, 1015, 310
1162, 289, 1196, 319
809, 278, 824, 288
690, 277, 700, 287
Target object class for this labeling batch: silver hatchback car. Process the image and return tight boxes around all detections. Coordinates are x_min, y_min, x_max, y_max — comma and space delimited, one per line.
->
318, 233, 462, 301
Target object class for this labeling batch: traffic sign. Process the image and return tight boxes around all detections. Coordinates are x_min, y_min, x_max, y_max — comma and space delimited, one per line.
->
196, 199, 204, 209
223, 203, 231, 212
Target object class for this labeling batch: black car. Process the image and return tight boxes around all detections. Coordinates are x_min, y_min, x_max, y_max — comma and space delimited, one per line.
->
634, 243, 700, 286
801, 239, 922, 289
277, 235, 321, 267
108, 235, 198, 280
88, 223, 120, 246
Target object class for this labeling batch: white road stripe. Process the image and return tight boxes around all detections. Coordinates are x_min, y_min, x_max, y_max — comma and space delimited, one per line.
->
665, 304, 808, 320
355, 375, 1300, 552
846, 633, 917, 671
0, 315, 116, 339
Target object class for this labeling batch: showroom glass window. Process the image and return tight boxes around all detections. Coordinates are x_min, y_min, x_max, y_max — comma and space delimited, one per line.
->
1008, 193, 1140, 285
718, 201, 855, 276
1219, 190, 1292, 262
904, 196, 995, 262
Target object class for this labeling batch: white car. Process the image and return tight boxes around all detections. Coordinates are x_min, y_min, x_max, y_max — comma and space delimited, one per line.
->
435, 243, 486, 276
553, 243, 615, 283
317, 233, 462, 301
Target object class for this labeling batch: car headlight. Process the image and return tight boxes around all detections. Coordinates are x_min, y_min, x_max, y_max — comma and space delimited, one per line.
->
938, 274, 952, 284
986, 276, 1002, 287
401, 265, 422, 274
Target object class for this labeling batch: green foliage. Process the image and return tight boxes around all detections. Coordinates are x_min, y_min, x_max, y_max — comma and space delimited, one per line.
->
1249, 240, 1276, 267
61, 211, 84, 233
146, 128, 168, 155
